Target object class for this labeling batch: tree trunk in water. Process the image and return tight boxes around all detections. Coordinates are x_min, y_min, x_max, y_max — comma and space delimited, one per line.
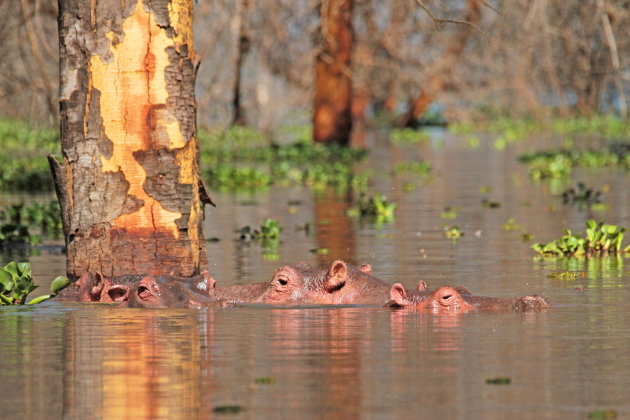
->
313, 0, 353, 145
56, 0, 206, 279
232, 0, 250, 126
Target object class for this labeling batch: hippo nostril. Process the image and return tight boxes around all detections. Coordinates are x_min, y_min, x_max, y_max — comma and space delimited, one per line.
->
108, 286, 128, 302
138, 285, 152, 299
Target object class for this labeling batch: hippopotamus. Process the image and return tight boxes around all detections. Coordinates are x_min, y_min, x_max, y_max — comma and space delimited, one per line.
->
257, 260, 392, 305
54, 272, 143, 303
388, 283, 550, 313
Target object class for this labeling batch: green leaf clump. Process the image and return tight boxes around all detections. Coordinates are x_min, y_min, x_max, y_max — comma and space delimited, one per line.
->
0, 261, 69, 305
532, 220, 630, 258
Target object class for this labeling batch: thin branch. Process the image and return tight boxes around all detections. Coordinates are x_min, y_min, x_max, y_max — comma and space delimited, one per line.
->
413, 0, 489, 41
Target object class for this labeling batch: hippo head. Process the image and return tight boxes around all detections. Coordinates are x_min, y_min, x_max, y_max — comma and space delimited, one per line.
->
75, 272, 138, 303
260, 260, 389, 305
389, 283, 477, 313
124, 271, 218, 308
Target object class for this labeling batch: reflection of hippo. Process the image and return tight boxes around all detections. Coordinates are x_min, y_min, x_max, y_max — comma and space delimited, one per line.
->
259, 260, 392, 305
388, 283, 551, 313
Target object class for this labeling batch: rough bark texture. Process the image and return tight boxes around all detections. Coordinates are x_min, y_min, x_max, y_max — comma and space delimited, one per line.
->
313, 0, 353, 145
57, 0, 206, 279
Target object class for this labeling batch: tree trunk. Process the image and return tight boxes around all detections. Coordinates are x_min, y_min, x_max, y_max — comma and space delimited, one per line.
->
56, 0, 206, 279
313, 0, 353, 145
232, 0, 250, 126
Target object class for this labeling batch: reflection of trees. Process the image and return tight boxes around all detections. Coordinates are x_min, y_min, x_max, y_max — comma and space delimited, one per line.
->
314, 190, 356, 265
63, 310, 209, 419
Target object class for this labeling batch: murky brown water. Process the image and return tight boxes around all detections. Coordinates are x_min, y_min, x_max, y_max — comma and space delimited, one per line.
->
1, 131, 629, 419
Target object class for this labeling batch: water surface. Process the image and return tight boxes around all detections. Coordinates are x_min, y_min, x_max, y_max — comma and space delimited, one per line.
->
1, 131, 629, 419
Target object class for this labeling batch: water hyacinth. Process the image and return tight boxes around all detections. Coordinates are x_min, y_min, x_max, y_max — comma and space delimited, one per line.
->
532, 220, 630, 258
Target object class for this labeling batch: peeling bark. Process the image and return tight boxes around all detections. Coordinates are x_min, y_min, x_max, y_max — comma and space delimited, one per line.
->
57, 0, 206, 279
313, 0, 353, 145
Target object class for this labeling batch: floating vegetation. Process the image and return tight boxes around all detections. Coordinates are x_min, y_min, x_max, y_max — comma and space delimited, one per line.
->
254, 377, 277, 385
587, 410, 618, 419
444, 226, 463, 240
392, 161, 431, 178
546, 271, 587, 280
562, 182, 602, 205
519, 147, 630, 180
440, 206, 458, 219
212, 405, 244, 414
0, 119, 58, 191
0, 201, 63, 248
520, 233, 534, 242
388, 128, 430, 144
0, 262, 69, 305
199, 126, 370, 192
481, 198, 501, 208
309, 248, 329, 255
485, 377, 511, 385
240, 219, 283, 260
359, 193, 396, 220
532, 220, 630, 258
451, 115, 630, 142
501, 218, 520, 231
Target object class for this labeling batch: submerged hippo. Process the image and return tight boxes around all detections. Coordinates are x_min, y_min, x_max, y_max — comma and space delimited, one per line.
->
388, 283, 550, 313
258, 260, 392, 305
55, 272, 143, 303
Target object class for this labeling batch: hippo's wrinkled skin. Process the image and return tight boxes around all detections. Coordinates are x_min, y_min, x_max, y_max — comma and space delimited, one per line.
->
258, 260, 392, 305
388, 283, 550, 313
55, 272, 142, 303
122, 272, 228, 308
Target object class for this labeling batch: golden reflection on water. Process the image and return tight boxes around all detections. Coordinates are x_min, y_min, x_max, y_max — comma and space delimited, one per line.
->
63, 309, 206, 420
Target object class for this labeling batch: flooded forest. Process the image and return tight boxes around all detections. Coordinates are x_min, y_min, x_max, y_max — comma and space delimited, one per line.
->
1, 1, 630, 419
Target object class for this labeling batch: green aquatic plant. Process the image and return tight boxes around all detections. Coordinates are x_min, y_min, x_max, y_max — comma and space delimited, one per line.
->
392, 161, 431, 177
532, 220, 630, 258
562, 182, 602, 205
0, 261, 69, 305
239, 218, 283, 251
357, 193, 397, 218
389, 128, 430, 144
440, 206, 458, 220
199, 126, 370, 192
444, 226, 463, 240
519, 146, 630, 180
0, 119, 59, 191
0, 201, 63, 247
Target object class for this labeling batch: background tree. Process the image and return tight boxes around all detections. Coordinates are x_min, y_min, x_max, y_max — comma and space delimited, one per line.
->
313, 0, 354, 144
55, 0, 207, 279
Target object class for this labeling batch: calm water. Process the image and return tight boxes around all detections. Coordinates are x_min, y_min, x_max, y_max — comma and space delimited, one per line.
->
1, 131, 629, 419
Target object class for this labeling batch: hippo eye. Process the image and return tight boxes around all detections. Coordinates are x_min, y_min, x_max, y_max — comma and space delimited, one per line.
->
277, 276, 288, 286
442, 294, 453, 300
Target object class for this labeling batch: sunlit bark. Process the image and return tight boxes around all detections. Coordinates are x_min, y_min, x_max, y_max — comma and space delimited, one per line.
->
56, 0, 207, 279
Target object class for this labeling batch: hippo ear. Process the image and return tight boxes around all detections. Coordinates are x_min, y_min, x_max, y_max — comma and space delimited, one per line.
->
90, 272, 107, 301
358, 263, 372, 275
417, 280, 428, 292
324, 260, 348, 292
200, 270, 217, 294
455, 285, 472, 296
390, 283, 410, 306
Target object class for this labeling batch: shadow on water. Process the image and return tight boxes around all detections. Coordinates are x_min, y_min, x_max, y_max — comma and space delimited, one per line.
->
1, 130, 630, 418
